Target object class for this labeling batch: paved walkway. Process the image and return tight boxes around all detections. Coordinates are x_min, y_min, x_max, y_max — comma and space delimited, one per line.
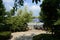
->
10, 30, 47, 40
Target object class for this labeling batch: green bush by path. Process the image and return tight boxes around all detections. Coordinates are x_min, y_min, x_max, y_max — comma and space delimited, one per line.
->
0, 31, 11, 40
33, 34, 60, 40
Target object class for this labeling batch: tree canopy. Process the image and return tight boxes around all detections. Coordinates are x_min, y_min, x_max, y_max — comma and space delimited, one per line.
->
39, 0, 60, 37
40, 0, 60, 27
0, 0, 6, 24
5, 6, 33, 32
0, 0, 6, 31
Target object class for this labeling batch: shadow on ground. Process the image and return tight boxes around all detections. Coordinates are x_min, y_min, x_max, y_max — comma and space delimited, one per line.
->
33, 34, 60, 40
14, 33, 36, 40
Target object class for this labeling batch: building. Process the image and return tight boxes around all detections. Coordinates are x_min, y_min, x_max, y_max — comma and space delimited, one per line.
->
27, 18, 44, 30
27, 22, 44, 30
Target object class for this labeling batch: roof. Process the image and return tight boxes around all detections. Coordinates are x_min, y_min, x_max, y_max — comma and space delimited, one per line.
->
27, 22, 44, 25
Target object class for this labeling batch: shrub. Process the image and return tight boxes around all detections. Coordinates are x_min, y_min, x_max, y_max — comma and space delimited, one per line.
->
0, 24, 11, 31
10, 23, 29, 32
33, 34, 59, 40
53, 25, 60, 39
0, 31, 11, 40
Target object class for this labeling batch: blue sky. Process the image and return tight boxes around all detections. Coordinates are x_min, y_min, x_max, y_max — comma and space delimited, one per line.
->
3, 0, 43, 17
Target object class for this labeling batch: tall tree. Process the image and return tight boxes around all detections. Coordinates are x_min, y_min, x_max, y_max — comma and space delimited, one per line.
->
40, 0, 60, 37
0, 0, 5, 23
0, 0, 6, 31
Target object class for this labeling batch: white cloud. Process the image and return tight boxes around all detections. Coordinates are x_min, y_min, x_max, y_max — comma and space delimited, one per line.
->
29, 5, 40, 16
30, 5, 40, 11
23, 2, 41, 16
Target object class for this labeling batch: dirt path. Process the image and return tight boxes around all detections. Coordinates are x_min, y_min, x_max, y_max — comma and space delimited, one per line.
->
10, 30, 47, 40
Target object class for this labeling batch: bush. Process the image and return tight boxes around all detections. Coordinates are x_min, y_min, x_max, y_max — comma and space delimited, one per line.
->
0, 31, 11, 40
53, 25, 60, 38
0, 24, 11, 31
10, 23, 29, 32
33, 34, 60, 40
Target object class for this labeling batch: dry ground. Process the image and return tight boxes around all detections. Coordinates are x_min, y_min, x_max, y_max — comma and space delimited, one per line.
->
10, 30, 48, 40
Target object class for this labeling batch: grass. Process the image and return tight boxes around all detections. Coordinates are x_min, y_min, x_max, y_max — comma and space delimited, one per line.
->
0, 31, 11, 40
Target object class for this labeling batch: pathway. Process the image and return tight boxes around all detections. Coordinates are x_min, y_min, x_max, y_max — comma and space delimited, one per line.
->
10, 30, 47, 40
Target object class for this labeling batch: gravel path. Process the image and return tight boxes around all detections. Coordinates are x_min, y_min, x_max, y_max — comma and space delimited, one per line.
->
10, 30, 47, 40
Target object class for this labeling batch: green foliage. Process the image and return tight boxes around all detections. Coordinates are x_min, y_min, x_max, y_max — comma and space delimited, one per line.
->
33, 34, 52, 40
0, 31, 11, 40
32, 0, 41, 4
0, 24, 11, 31
54, 19, 60, 25
33, 34, 60, 40
0, 1, 11, 40
0, 0, 5, 23
5, 7, 33, 32
40, 0, 60, 29
39, 0, 60, 38
0, 0, 7, 32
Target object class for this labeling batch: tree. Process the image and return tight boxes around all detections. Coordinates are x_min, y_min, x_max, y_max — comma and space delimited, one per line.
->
0, 1, 11, 40
0, 0, 6, 23
0, 0, 6, 31
5, 6, 33, 32
15, 6, 33, 31
13, 0, 60, 39
40, 0, 60, 38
